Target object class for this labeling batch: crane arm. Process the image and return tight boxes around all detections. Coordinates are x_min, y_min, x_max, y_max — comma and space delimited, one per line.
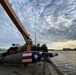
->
0, 0, 31, 43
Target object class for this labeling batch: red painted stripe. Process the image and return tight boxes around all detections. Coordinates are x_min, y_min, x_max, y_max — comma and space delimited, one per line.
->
22, 56, 32, 59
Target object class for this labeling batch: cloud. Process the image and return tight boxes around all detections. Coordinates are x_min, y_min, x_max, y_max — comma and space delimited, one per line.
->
48, 40, 76, 49
0, 0, 76, 49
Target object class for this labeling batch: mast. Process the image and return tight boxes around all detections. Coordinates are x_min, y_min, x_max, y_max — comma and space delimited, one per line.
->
35, 33, 36, 45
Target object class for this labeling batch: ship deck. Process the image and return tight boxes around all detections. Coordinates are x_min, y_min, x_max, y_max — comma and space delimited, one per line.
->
0, 59, 65, 75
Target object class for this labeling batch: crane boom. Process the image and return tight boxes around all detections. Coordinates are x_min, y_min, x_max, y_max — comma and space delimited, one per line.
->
0, 0, 31, 43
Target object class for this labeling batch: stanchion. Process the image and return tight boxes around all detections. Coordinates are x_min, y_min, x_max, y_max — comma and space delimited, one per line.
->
42, 52, 46, 75
46, 59, 51, 75
42, 52, 52, 75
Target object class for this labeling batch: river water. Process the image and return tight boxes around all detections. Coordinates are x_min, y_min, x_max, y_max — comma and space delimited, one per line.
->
50, 51, 76, 75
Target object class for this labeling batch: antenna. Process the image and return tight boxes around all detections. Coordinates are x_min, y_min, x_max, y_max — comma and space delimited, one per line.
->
35, 33, 36, 45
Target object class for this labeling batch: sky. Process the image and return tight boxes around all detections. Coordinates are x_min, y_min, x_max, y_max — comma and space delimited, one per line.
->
0, 0, 76, 49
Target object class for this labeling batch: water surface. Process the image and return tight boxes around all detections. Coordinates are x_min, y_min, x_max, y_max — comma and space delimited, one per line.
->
51, 51, 76, 75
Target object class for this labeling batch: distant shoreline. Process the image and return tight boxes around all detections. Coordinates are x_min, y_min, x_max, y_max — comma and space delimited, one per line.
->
48, 49, 76, 51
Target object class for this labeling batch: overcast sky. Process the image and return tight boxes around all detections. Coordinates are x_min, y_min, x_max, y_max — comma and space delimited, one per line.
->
0, 0, 76, 49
